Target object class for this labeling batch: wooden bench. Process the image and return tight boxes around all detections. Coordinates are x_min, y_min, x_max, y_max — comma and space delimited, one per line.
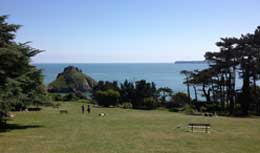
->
59, 109, 68, 114
188, 123, 210, 133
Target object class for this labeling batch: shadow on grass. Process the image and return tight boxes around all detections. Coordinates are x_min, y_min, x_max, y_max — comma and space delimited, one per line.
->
0, 123, 44, 133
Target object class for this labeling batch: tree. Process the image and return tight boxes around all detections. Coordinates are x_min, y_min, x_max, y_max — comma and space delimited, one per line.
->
0, 15, 47, 114
143, 97, 158, 110
95, 89, 120, 107
120, 80, 136, 103
93, 80, 160, 109
187, 26, 260, 116
157, 87, 173, 105
170, 92, 191, 108
180, 70, 192, 103
187, 70, 199, 102
133, 80, 158, 109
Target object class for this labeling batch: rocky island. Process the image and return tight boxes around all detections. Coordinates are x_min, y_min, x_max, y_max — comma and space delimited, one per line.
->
48, 66, 97, 93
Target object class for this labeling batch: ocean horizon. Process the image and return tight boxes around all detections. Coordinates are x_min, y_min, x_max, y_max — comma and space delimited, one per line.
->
35, 63, 208, 97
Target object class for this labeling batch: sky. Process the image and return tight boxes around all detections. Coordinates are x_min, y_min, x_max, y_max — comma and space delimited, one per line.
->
1, 0, 260, 63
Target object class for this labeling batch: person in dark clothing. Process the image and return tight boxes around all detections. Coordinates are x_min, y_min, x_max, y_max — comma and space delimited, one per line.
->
87, 105, 91, 114
81, 105, 85, 114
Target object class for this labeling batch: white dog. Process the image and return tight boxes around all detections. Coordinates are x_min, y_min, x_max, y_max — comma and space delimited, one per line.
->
98, 113, 105, 117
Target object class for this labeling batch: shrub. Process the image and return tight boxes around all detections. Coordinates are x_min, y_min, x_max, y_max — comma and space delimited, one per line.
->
89, 99, 96, 104
77, 99, 90, 103
27, 107, 42, 111
184, 105, 194, 115
169, 107, 185, 112
49, 93, 63, 102
119, 102, 133, 109
171, 92, 191, 107
95, 89, 120, 107
74, 91, 88, 99
63, 93, 79, 101
52, 102, 62, 109
143, 97, 158, 110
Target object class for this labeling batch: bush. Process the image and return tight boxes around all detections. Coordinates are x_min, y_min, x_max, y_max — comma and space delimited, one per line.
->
27, 107, 42, 111
184, 105, 194, 115
119, 102, 133, 109
170, 92, 191, 108
31, 94, 53, 107
52, 102, 62, 109
143, 97, 158, 110
88, 99, 96, 104
77, 99, 90, 103
95, 89, 120, 107
74, 91, 88, 99
169, 107, 185, 112
52, 94, 63, 101
63, 93, 80, 101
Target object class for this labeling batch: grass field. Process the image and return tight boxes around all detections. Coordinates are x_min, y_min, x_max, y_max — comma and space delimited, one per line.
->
1, 102, 260, 153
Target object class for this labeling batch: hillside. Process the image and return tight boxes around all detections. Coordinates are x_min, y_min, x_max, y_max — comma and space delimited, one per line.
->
48, 66, 97, 93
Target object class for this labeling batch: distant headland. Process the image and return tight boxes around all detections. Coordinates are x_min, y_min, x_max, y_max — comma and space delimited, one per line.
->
174, 60, 207, 64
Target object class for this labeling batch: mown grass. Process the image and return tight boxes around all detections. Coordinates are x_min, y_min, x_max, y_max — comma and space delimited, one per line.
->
1, 102, 260, 153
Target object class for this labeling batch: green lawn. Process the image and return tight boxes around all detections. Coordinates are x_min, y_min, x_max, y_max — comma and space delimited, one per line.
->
1, 102, 260, 153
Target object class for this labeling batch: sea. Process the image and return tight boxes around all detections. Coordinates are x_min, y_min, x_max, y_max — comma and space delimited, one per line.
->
35, 63, 208, 96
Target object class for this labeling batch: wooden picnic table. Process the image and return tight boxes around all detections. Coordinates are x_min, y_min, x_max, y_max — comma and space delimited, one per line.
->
188, 123, 210, 133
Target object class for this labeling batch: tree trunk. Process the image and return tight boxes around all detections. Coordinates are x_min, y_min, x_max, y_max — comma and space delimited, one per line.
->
203, 84, 211, 102
193, 85, 198, 102
241, 70, 250, 116
228, 71, 235, 115
186, 77, 191, 104
220, 74, 225, 111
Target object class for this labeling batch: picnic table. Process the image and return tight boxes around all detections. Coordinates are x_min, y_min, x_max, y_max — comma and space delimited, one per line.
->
188, 123, 210, 133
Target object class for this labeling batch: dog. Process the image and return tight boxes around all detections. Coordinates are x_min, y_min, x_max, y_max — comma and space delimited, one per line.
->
98, 113, 105, 117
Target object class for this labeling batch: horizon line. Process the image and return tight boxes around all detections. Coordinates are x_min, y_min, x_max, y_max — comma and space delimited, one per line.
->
32, 60, 205, 64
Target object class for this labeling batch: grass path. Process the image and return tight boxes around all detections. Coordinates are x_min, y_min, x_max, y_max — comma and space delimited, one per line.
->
1, 102, 260, 153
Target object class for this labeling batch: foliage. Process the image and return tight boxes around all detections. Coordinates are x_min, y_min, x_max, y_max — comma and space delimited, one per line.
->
184, 26, 260, 116
143, 97, 158, 110
184, 105, 195, 115
131, 80, 158, 109
52, 102, 62, 109
171, 92, 191, 107
118, 102, 133, 109
93, 81, 120, 92
77, 99, 91, 103
0, 15, 47, 114
119, 80, 136, 104
51, 93, 64, 101
157, 87, 173, 105
93, 80, 159, 109
63, 93, 80, 101
95, 89, 120, 107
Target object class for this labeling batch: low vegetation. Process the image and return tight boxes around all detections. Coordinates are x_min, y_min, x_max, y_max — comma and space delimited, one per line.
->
92, 80, 176, 110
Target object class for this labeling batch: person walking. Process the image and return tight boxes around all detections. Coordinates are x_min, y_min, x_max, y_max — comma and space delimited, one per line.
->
81, 105, 85, 114
87, 105, 91, 114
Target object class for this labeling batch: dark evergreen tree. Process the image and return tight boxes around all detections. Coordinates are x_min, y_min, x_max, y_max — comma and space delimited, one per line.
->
0, 15, 47, 115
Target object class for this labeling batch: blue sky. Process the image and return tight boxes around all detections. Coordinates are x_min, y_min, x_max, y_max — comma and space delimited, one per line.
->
1, 0, 260, 63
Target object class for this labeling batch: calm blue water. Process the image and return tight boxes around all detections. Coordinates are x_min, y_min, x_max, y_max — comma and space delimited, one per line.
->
35, 63, 208, 94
